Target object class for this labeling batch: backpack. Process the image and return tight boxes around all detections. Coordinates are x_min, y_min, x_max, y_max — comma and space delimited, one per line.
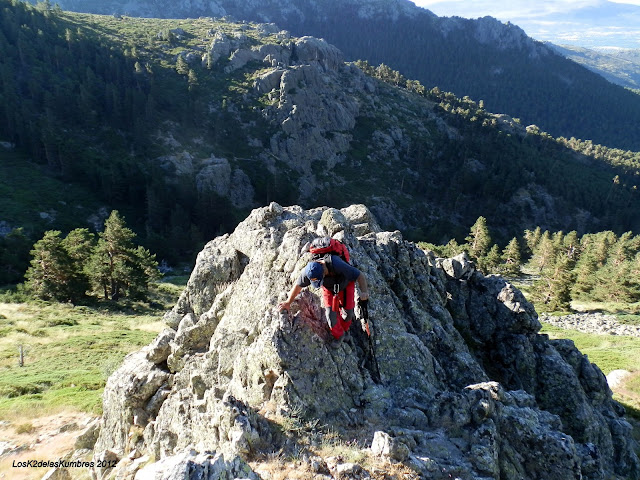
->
308, 237, 351, 264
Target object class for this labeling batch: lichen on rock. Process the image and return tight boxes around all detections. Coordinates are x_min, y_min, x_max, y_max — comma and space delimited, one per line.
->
93, 203, 639, 480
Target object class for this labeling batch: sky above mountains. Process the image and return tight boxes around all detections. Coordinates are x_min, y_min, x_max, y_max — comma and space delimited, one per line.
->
411, 0, 640, 49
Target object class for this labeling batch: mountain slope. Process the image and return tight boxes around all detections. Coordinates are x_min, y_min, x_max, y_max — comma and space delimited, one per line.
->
3, 3, 640, 271
46, 0, 640, 152
549, 43, 640, 90
421, 0, 640, 50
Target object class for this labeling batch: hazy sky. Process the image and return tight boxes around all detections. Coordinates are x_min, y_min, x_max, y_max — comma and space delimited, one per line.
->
410, 0, 640, 19
409, 0, 640, 48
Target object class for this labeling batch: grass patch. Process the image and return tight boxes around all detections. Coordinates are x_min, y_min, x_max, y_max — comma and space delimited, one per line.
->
616, 314, 640, 326
14, 422, 35, 434
540, 323, 640, 374
0, 279, 183, 419
571, 300, 640, 316
617, 372, 640, 419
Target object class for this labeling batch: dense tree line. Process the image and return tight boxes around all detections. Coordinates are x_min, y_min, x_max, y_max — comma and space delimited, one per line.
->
524, 229, 640, 311
0, 0, 149, 184
424, 217, 640, 312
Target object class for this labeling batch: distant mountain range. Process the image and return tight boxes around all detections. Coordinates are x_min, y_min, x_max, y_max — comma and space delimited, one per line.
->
42, 0, 640, 152
548, 43, 640, 90
416, 0, 640, 50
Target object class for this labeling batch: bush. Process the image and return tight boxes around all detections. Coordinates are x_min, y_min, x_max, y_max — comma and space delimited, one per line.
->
15, 423, 35, 434
46, 318, 79, 327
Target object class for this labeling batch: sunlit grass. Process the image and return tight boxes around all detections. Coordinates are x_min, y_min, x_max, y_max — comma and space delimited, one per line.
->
540, 323, 640, 374
0, 280, 183, 419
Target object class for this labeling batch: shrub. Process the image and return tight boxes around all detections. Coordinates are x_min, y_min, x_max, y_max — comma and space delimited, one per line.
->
15, 423, 35, 434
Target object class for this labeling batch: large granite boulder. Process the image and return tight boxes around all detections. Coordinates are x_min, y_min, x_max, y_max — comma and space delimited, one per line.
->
94, 204, 639, 480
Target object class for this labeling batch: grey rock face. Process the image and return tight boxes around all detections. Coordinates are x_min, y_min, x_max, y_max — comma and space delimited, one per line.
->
194, 157, 255, 209
258, 38, 360, 194
74, 418, 101, 450
437, 251, 475, 280
94, 350, 170, 456
41, 468, 71, 480
159, 24, 362, 206
134, 449, 257, 480
94, 204, 639, 480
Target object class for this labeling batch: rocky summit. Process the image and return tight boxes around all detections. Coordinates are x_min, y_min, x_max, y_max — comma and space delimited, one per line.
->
93, 204, 639, 480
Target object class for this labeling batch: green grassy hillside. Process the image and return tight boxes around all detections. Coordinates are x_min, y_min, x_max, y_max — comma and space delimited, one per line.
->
0, 278, 184, 417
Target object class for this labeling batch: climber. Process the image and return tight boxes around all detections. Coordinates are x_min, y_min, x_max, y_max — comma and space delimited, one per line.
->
278, 254, 369, 343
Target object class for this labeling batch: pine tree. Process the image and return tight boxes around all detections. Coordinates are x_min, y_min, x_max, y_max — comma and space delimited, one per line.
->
546, 255, 575, 311
187, 69, 198, 91
24, 231, 85, 301
62, 228, 95, 263
88, 211, 158, 301
501, 237, 522, 276
478, 244, 501, 274
551, 231, 565, 253
593, 231, 616, 267
523, 226, 542, 256
205, 52, 215, 70
465, 216, 492, 261
531, 246, 576, 312
563, 231, 580, 260
61, 228, 95, 297
629, 253, 640, 302
592, 232, 640, 302
176, 55, 189, 75
572, 234, 600, 299
130, 245, 161, 299
439, 238, 464, 258
530, 231, 556, 273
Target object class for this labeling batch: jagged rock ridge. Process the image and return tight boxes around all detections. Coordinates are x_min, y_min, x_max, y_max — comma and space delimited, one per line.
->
157, 30, 361, 206
94, 204, 638, 480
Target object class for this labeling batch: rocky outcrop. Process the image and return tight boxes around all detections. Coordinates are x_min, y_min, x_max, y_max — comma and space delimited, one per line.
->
134, 449, 257, 480
93, 204, 639, 480
159, 24, 364, 204
253, 36, 360, 196
195, 156, 255, 209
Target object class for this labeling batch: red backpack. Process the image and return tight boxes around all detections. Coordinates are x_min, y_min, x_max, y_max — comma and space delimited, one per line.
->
308, 237, 350, 264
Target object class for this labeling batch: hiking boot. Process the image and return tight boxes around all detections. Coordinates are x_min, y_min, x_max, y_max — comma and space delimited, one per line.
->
328, 335, 344, 349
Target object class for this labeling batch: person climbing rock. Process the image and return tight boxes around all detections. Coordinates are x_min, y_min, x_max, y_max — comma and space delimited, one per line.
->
278, 238, 369, 344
